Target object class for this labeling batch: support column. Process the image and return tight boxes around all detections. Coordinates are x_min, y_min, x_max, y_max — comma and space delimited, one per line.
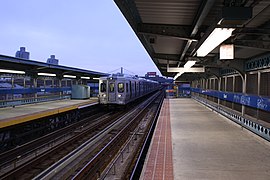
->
23, 77, 26, 98
59, 79, 63, 97
23, 77, 26, 88
232, 75, 236, 110
11, 76, 14, 100
224, 76, 227, 92
33, 78, 38, 99
257, 72, 261, 120
218, 77, 221, 108
241, 74, 247, 116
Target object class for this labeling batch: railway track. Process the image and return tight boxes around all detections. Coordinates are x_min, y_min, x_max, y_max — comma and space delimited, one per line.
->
0, 107, 102, 167
39, 90, 163, 180
0, 105, 126, 178
0, 90, 164, 179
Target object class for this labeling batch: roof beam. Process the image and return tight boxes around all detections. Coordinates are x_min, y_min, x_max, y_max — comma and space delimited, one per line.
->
234, 28, 270, 36
178, 0, 216, 66
114, 0, 142, 31
137, 23, 196, 41
234, 41, 270, 51
152, 53, 180, 61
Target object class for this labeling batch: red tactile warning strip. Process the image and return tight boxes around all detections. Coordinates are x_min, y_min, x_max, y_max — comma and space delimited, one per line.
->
141, 99, 174, 180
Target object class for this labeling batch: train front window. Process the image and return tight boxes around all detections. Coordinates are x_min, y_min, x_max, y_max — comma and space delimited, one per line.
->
118, 83, 124, 93
109, 83, 115, 92
100, 83, 106, 92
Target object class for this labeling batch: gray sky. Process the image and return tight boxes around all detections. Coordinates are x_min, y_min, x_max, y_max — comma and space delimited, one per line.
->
0, 0, 161, 76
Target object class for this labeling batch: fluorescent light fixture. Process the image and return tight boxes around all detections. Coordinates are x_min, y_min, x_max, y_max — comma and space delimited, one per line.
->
81, 76, 90, 79
184, 61, 196, 69
197, 28, 235, 57
0, 69, 25, 74
173, 71, 184, 80
173, 61, 196, 80
63, 75, 76, 79
38, 73, 56, 77
93, 77, 99, 80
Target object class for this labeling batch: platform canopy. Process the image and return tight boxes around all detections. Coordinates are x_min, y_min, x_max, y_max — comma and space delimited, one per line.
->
114, 0, 270, 81
0, 54, 108, 79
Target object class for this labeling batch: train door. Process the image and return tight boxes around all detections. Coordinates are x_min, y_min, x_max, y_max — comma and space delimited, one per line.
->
134, 82, 137, 97
108, 81, 116, 102
126, 82, 129, 99
138, 82, 141, 96
130, 81, 132, 99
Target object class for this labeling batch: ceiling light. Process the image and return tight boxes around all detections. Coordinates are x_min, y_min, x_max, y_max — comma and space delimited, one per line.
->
93, 77, 99, 80
63, 75, 76, 79
184, 61, 196, 69
0, 69, 25, 74
81, 76, 90, 79
38, 73, 56, 77
173, 71, 184, 80
196, 28, 235, 57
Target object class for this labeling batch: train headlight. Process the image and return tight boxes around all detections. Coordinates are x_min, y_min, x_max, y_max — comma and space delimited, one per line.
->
118, 94, 122, 98
102, 94, 106, 97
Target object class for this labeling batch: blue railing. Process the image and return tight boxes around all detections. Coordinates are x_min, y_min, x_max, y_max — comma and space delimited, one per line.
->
0, 95, 71, 108
192, 96, 270, 141
191, 88, 270, 112
0, 87, 71, 94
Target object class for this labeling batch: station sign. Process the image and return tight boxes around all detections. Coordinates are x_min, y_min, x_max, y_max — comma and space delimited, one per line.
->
147, 72, 156, 77
220, 44, 234, 59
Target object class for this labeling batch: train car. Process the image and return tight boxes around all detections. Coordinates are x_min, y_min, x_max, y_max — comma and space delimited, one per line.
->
99, 73, 159, 105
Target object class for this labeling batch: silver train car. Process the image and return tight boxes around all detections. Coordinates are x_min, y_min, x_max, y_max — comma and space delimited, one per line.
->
99, 73, 159, 105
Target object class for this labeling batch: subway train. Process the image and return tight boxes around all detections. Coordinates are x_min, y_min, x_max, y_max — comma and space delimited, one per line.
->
99, 73, 159, 105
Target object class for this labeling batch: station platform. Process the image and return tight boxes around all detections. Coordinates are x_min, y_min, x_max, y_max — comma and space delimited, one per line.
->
0, 98, 98, 129
141, 98, 270, 180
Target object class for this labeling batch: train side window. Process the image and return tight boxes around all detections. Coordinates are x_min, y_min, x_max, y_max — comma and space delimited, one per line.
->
100, 83, 106, 92
118, 83, 124, 93
126, 83, 128, 93
109, 83, 115, 92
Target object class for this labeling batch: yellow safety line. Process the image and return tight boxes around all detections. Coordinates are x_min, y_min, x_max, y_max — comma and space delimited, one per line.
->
0, 100, 97, 129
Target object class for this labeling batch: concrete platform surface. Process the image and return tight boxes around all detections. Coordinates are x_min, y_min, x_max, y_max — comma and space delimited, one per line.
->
0, 98, 98, 128
170, 98, 270, 180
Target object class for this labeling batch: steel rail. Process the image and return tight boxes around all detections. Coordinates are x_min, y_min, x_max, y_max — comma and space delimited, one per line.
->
72, 91, 160, 180
129, 92, 165, 179
0, 111, 118, 180
0, 108, 102, 168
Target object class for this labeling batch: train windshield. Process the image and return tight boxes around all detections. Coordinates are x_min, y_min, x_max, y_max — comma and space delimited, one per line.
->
118, 83, 124, 93
100, 82, 106, 92
109, 83, 115, 92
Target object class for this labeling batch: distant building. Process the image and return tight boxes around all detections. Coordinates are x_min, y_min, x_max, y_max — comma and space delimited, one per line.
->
46, 55, 59, 65
143, 72, 173, 84
15, 47, 30, 59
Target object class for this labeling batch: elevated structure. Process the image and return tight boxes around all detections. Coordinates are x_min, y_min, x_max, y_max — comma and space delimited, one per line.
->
115, 0, 270, 126
114, 0, 270, 80
115, 2, 270, 178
